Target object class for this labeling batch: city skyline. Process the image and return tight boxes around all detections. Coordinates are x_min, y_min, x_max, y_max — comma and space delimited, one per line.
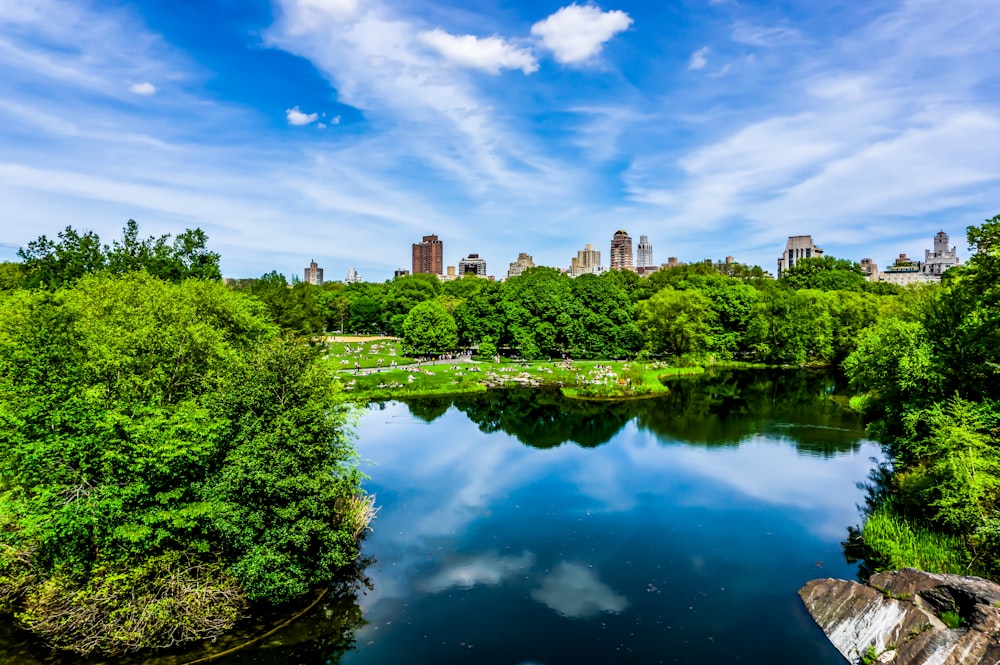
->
1, 1, 998, 281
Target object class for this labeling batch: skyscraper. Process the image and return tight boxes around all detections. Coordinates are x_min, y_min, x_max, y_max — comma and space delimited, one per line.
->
610, 230, 634, 270
412, 234, 443, 275
304, 260, 323, 286
637, 235, 653, 268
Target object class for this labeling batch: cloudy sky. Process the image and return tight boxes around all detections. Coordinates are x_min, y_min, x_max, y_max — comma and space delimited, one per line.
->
1, 0, 998, 280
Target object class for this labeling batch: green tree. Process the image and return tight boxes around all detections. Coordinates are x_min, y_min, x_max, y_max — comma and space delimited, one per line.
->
779, 255, 867, 291
18, 221, 221, 289
500, 268, 578, 359
0, 272, 366, 654
454, 281, 505, 348
402, 300, 458, 354
635, 287, 717, 357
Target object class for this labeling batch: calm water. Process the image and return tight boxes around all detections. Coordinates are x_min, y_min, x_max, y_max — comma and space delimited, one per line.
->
2, 370, 877, 665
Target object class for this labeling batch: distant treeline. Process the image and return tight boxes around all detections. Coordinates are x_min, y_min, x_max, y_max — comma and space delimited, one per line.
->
224, 252, 901, 365
2, 222, 909, 365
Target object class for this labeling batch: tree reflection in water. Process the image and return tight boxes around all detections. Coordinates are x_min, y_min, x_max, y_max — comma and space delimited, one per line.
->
400, 369, 867, 457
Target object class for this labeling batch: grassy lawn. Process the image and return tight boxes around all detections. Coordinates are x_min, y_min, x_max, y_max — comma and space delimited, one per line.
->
335, 357, 705, 401
324, 336, 415, 370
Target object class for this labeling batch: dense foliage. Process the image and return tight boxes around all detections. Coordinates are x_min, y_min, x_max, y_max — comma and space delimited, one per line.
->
14, 219, 221, 289
0, 268, 367, 654
239, 260, 895, 367
844, 215, 1000, 577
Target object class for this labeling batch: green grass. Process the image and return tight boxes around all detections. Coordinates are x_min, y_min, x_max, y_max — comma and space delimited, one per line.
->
324, 337, 415, 370
335, 358, 706, 401
339, 364, 488, 400
861, 503, 973, 575
561, 363, 703, 399
940, 610, 962, 629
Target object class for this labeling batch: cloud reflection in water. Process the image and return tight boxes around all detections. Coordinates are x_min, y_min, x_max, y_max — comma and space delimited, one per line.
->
530, 562, 628, 619
419, 551, 535, 593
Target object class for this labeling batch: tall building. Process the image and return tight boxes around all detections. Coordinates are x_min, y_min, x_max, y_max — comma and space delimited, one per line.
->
507, 252, 535, 279
394, 269, 410, 277
412, 234, 444, 275
777, 236, 824, 276
458, 253, 487, 277
304, 260, 323, 286
345, 267, 363, 284
637, 235, 653, 269
610, 230, 634, 270
569, 243, 603, 276
878, 231, 962, 285
923, 231, 961, 276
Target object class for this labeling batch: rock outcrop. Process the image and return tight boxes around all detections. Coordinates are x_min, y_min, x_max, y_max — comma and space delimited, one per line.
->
799, 569, 1000, 664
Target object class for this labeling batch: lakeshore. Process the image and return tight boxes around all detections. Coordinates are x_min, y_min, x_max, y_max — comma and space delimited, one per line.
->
327, 336, 705, 400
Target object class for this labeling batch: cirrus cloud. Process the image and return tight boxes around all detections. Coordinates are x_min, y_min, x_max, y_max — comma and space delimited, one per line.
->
531, 3, 633, 64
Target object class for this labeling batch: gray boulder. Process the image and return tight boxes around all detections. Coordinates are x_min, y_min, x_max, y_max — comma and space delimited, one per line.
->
799, 568, 1000, 664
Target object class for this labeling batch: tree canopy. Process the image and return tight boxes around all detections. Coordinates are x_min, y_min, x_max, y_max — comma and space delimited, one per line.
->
0, 272, 366, 654
16, 219, 221, 289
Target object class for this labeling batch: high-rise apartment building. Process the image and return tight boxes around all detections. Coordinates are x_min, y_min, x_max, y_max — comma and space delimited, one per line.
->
412, 234, 444, 275
569, 243, 603, 276
458, 253, 487, 277
777, 236, 824, 276
610, 230, 634, 270
304, 260, 323, 286
345, 267, 363, 284
637, 235, 653, 268
507, 252, 535, 279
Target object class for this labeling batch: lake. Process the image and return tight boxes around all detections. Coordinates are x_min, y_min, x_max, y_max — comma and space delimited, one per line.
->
1, 370, 878, 664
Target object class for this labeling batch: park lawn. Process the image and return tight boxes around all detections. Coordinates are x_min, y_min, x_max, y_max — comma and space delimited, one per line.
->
325, 337, 415, 370
339, 364, 488, 400
559, 362, 704, 399
337, 358, 706, 401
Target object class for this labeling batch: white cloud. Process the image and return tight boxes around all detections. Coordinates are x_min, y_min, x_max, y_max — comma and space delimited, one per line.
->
417, 29, 538, 74
688, 46, 709, 70
275, 0, 360, 33
531, 4, 633, 64
128, 81, 156, 95
285, 105, 318, 125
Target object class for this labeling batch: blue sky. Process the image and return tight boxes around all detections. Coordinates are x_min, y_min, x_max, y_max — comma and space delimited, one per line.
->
1, 0, 998, 280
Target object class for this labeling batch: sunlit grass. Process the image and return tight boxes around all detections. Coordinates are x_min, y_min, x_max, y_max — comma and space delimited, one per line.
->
862, 502, 973, 575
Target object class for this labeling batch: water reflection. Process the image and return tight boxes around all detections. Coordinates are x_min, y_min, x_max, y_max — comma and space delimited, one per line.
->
1, 370, 877, 665
399, 370, 867, 457
530, 562, 629, 619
